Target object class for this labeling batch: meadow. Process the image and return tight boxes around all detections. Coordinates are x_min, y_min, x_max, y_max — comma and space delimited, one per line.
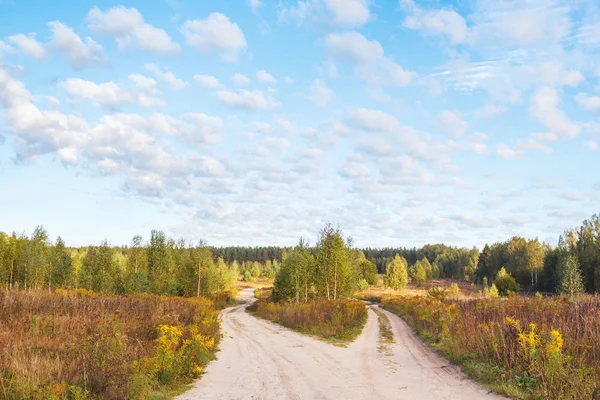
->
0, 289, 220, 400
381, 294, 600, 399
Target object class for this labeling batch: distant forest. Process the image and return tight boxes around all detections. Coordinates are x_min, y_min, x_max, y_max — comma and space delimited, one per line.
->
1, 213, 598, 295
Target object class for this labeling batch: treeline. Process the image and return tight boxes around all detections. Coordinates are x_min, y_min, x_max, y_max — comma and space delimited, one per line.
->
0, 228, 248, 298
476, 214, 600, 294
363, 245, 479, 278
210, 246, 289, 264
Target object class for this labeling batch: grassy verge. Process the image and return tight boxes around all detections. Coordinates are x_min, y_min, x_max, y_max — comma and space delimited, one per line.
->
249, 298, 367, 346
0, 288, 220, 400
381, 295, 600, 399
372, 308, 394, 355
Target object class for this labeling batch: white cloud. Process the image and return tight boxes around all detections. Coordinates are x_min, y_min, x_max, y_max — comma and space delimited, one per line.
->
8, 33, 46, 59
575, 93, 600, 113
562, 70, 585, 87
248, 0, 263, 13
348, 107, 398, 132
437, 110, 468, 137
194, 74, 221, 88
530, 86, 580, 139
325, 31, 415, 86
585, 140, 598, 151
325, 31, 383, 64
401, 0, 468, 44
181, 13, 247, 62
216, 89, 279, 111
145, 64, 188, 90
474, 104, 506, 118
284, 77, 294, 84
310, 79, 334, 107
256, 69, 276, 83
48, 21, 105, 70
232, 73, 252, 85
87, 6, 179, 54
469, 0, 572, 48
59, 78, 165, 109
278, 0, 318, 25
323, 0, 370, 27
128, 74, 158, 93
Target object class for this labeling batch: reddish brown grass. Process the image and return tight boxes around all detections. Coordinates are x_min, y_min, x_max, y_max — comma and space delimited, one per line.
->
252, 299, 367, 342
0, 289, 220, 399
382, 294, 600, 399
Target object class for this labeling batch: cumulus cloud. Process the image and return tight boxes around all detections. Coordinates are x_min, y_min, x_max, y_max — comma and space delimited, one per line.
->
347, 107, 399, 132
232, 73, 252, 85
145, 64, 189, 90
437, 110, 468, 137
194, 74, 221, 88
59, 78, 165, 109
310, 79, 334, 107
8, 33, 46, 59
401, 0, 468, 44
575, 93, 600, 113
181, 13, 247, 62
48, 21, 105, 69
256, 69, 276, 83
216, 89, 279, 111
530, 86, 580, 139
87, 6, 180, 54
325, 31, 416, 86
323, 0, 370, 27
128, 74, 158, 93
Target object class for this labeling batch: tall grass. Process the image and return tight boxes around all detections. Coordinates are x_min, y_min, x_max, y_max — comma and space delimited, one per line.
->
252, 299, 367, 343
0, 289, 220, 399
382, 295, 600, 399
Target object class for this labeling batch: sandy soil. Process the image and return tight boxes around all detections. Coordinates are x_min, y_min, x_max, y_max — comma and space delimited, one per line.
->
177, 288, 504, 400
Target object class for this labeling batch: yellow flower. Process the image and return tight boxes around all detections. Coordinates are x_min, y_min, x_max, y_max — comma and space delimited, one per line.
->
545, 329, 563, 356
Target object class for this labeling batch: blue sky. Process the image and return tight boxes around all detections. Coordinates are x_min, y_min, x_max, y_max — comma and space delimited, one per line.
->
0, 0, 599, 248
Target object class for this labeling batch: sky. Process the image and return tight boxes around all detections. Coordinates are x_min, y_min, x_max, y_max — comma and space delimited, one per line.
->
0, 0, 599, 248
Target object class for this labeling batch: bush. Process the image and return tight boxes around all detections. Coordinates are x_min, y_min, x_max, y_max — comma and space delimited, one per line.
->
494, 268, 520, 296
357, 278, 369, 291
447, 283, 461, 299
252, 299, 367, 342
427, 286, 449, 301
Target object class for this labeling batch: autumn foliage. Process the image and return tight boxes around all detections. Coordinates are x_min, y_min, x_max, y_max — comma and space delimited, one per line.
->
253, 299, 367, 342
382, 295, 600, 399
0, 289, 220, 399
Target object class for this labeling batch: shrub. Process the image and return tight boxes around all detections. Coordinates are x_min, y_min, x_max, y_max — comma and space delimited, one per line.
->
427, 286, 449, 301
252, 299, 367, 342
357, 278, 369, 291
494, 267, 520, 296
447, 283, 461, 299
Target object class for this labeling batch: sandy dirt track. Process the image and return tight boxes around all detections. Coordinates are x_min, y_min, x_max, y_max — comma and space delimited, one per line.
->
177, 288, 504, 400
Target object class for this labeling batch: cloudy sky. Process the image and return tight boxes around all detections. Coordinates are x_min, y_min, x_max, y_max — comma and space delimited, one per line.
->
0, 0, 599, 248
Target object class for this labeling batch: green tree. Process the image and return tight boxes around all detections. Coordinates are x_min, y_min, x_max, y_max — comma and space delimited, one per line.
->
274, 238, 313, 302
410, 261, 427, 287
147, 230, 176, 295
49, 237, 73, 288
384, 254, 409, 291
315, 225, 353, 300
559, 255, 584, 297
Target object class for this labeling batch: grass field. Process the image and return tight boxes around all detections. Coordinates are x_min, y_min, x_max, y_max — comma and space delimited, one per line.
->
0, 289, 220, 400
381, 294, 600, 399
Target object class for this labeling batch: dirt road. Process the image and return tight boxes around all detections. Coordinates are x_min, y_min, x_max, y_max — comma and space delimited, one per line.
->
178, 288, 503, 400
